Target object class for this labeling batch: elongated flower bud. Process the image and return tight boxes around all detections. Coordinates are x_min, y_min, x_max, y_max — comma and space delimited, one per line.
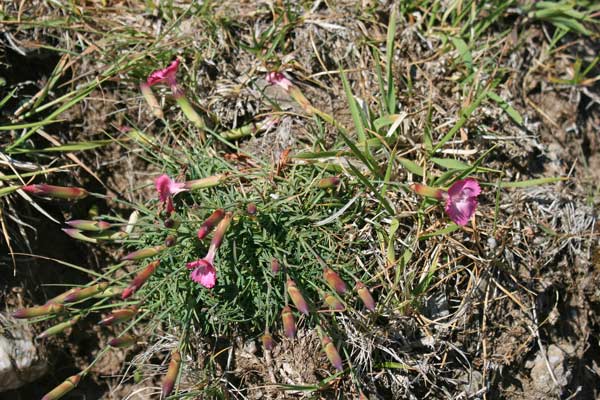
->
65, 220, 111, 231
22, 184, 88, 200
322, 336, 343, 371
46, 288, 79, 305
281, 306, 296, 338
108, 334, 136, 348
37, 316, 80, 339
122, 260, 160, 299
64, 283, 109, 303
356, 282, 376, 311
184, 174, 225, 190
270, 258, 280, 274
316, 176, 340, 189
323, 268, 347, 294
162, 349, 181, 398
95, 286, 123, 299
62, 228, 97, 243
197, 208, 225, 240
99, 307, 138, 326
261, 332, 274, 351
125, 210, 139, 235
122, 245, 165, 261
286, 279, 309, 315
209, 212, 232, 251
41, 374, 81, 400
324, 294, 344, 311
12, 303, 64, 319
410, 183, 444, 199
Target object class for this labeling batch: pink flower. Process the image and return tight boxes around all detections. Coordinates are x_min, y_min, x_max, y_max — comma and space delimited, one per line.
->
187, 258, 217, 289
155, 174, 186, 213
147, 59, 180, 88
443, 178, 481, 226
186, 212, 232, 289
266, 71, 292, 91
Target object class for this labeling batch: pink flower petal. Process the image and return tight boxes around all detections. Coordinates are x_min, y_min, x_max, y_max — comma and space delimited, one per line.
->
147, 59, 180, 87
266, 71, 292, 91
155, 174, 186, 202
444, 178, 480, 226
189, 259, 216, 288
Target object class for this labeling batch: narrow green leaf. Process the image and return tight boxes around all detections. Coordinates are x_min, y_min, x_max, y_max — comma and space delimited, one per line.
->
450, 36, 472, 70
419, 224, 460, 240
487, 91, 523, 125
430, 157, 471, 170
398, 157, 423, 176
499, 177, 566, 188
0, 186, 20, 197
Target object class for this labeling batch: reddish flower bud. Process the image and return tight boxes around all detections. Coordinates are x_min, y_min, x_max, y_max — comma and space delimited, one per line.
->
164, 217, 180, 229
356, 282, 375, 311
270, 258, 280, 274
41, 374, 81, 400
197, 208, 225, 240
22, 184, 88, 200
410, 183, 443, 199
164, 235, 177, 247
324, 294, 344, 311
99, 307, 138, 326
322, 336, 343, 372
208, 212, 232, 250
246, 203, 257, 216
286, 279, 309, 315
122, 260, 160, 299
46, 288, 79, 305
162, 349, 181, 398
108, 334, 136, 348
64, 283, 109, 303
12, 303, 64, 319
317, 176, 340, 189
65, 220, 111, 231
37, 316, 80, 339
323, 268, 347, 294
122, 245, 165, 261
281, 306, 296, 338
261, 332, 274, 351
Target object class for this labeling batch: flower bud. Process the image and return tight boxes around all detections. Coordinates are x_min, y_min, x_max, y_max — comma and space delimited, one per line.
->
37, 316, 80, 339
286, 279, 309, 315
164, 235, 177, 247
64, 283, 109, 303
322, 336, 343, 371
108, 334, 136, 348
99, 307, 138, 326
184, 174, 226, 190
281, 306, 296, 338
46, 288, 79, 305
125, 210, 139, 235
323, 268, 347, 294
62, 228, 97, 243
22, 184, 88, 200
324, 294, 344, 311
164, 217, 180, 229
356, 282, 376, 311
12, 303, 64, 319
122, 260, 160, 299
410, 183, 443, 199
94, 286, 123, 299
316, 176, 340, 189
270, 258, 280, 274
122, 245, 165, 261
41, 374, 81, 400
65, 220, 111, 231
197, 208, 225, 240
209, 212, 232, 251
162, 349, 181, 398
261, 331, 274, 351
246, 203, 257, 216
